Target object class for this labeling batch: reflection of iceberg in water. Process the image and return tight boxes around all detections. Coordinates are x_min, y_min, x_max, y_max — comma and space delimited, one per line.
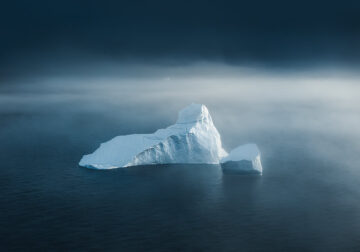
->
79, 103, 262, 174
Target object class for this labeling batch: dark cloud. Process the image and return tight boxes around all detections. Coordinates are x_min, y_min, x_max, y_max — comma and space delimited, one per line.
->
1, 0, 360, 76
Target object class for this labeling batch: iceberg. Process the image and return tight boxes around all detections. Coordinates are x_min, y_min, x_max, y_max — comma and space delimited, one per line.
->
79, 103, 228, 169
220, 144, 262, 174
79, 103, 262, 174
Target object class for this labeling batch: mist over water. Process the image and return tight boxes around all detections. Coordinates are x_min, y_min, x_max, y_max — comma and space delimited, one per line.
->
1, 64, 360, 250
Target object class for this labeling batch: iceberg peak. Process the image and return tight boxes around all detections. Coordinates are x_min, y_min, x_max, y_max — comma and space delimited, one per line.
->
176, 103, 212, 124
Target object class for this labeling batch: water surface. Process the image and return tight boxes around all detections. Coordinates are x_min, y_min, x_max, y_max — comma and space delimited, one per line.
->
1, 72, 360, 251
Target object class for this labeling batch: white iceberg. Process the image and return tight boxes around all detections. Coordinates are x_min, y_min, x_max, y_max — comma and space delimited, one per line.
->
79, 103, 262, 174
220, 144, 262, 174
79, 103, 228, 169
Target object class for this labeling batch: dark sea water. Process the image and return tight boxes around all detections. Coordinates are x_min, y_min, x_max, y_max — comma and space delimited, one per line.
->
1, 73, 360, 251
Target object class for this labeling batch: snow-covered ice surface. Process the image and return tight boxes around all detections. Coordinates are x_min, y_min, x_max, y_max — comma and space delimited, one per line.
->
220, 144, 262, 174
79, 103, 262, 173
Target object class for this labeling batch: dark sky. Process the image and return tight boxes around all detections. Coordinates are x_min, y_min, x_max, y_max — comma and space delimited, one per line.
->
1, 0, 360, 75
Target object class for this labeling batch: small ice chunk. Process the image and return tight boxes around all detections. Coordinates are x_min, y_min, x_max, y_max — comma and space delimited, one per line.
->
220, 144, 262, 174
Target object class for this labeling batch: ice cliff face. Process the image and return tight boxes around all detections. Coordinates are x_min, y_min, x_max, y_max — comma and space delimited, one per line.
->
79, 103, 228, 169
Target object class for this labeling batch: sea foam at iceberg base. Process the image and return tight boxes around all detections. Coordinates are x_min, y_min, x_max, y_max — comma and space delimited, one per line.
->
79, 103, 262, 174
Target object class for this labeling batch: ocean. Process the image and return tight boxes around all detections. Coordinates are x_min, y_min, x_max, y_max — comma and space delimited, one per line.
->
1, 72, 360, 251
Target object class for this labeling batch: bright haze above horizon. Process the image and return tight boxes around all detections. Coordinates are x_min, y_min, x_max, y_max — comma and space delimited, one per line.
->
1, 0, 360, 82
